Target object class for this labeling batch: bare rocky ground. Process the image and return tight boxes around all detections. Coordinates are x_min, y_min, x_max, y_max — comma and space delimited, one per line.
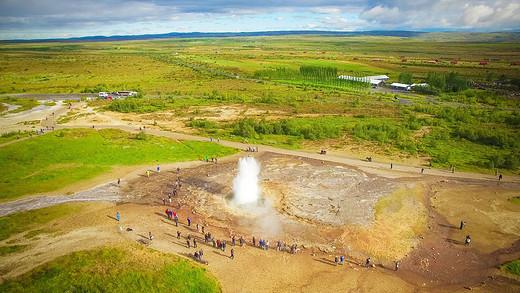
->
1, 100, 520, 292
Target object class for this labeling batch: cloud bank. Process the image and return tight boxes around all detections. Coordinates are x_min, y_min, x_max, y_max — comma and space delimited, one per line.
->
0, 0, 518, 39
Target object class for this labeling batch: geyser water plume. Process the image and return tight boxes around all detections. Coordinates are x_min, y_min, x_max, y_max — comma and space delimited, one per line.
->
233, 157, 260, 205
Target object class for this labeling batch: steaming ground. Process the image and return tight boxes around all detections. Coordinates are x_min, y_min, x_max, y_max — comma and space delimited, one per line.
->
260, 153, 396, 226
120, 152, 405, 249
232, 157, 261, 205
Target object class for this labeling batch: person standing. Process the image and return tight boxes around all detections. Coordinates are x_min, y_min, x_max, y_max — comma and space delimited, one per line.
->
335, 256, 339, 266
187, 218, 191, 227
465, 235, 471, 246
395, 261, 399, 271
146, 170, 150, 177
390, 163, 393, 169
177, 231, 181, 239
499, 174, 503, 181
365, 258, 371, 268
253, 237, 256, 247
340, 256, 344, 265
186, 239, 191, 248
193, 238, 197, 248
240, 236, 244, 247
230, 248, 234, 260
460, 221, 466, 230
116, 212, 120, 221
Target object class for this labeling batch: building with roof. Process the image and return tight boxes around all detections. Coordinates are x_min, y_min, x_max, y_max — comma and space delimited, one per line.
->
390, 83, 411, 91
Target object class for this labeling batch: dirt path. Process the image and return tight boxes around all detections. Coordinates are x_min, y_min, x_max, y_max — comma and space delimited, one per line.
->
56, 123, 520, 184
0, 182, 121, 217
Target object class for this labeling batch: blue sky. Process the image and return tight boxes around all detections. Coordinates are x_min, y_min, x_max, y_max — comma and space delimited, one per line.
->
1, 0, 519, 40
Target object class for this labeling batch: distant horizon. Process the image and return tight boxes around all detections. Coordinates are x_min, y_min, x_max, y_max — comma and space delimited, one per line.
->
2, 29, 520, 42
1, 1, 519, 40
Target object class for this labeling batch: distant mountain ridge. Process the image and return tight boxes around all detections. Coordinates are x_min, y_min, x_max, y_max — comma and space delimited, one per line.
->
1, 31, 424, 43
3, 30, 520, 43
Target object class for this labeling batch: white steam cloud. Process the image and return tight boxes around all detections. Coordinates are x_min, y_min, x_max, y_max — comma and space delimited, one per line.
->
233, 157, 260, 205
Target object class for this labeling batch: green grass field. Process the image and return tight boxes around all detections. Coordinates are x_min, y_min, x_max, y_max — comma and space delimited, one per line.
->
0, 246, 221, 292
1, 34, 519, 95
0, 128, 239, 200
501, 260, 520, 277
0, 202, 82, 241
0, 130, 34, 144
1, 34, 519, 174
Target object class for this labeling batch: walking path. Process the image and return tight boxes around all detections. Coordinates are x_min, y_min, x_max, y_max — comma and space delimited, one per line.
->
56, 123, 520, 184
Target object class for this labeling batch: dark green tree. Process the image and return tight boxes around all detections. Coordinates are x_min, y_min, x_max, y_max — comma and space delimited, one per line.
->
426, 72, 446, 92
446, 72, 468, 92
399, 72, 413, 84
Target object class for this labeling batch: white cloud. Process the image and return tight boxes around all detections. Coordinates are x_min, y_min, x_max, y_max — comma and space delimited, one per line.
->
0, 0, 519, 39
360, 5, 401, 25
462, 5, 495, 26
320, 16, 348, 25
312, 7, 342, 14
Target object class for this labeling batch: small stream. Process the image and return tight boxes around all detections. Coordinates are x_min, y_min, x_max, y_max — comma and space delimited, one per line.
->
2, 103, 22, 112
0, 182, 122, 217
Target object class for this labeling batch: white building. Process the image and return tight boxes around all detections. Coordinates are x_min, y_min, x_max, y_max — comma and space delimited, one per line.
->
390, 83, 411, 91
366, 75, 389, 81
338, 75, 369, 82
370, 79, 385, 87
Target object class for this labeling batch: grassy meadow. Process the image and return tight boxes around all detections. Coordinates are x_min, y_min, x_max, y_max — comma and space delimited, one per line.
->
0, 128, 239, 200
0, 245, 221, 292
1, 33, 519, 174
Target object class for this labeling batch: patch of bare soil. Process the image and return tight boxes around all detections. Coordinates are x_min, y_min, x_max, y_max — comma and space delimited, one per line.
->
98, 151, 519, 292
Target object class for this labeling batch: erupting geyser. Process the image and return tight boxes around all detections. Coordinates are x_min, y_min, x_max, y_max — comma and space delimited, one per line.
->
233, 157, 260, 205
